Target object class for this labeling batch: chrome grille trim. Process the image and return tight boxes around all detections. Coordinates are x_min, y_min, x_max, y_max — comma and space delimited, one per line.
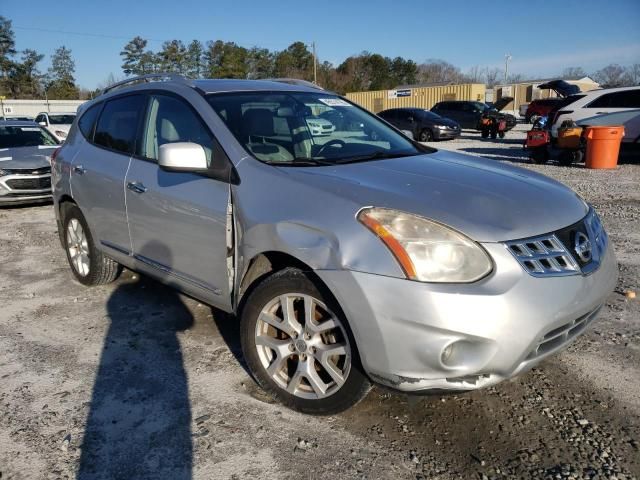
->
505, 208, 607, 278
505, 234, 580, 277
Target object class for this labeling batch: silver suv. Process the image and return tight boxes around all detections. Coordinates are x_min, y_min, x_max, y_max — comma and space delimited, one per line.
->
52, 74, 617, 414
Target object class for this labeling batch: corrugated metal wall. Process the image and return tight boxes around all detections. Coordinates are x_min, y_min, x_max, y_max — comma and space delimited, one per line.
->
345, 84, 486, 113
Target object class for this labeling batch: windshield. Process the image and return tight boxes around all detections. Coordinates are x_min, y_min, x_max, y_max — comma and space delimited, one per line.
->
206, 92, 423, 165
421, 110, 442, 120
0, 125, 60, 148
48, 114, 75, 125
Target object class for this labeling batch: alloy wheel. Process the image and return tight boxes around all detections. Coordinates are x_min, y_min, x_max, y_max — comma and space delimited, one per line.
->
254, 293, 351, 399
67, 218, 90, 276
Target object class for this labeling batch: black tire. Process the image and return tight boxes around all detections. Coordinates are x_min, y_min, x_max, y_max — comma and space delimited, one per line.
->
418, 129, 433, 142
498, 131, 505, 138
481, 129, 489, 139
61, 204, 121, 286
558, 150, 584, 167
240, 267, 371, 415
531, 148, 549, 164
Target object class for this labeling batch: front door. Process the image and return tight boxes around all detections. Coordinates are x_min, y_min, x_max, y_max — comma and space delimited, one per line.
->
125, 93, 232, 309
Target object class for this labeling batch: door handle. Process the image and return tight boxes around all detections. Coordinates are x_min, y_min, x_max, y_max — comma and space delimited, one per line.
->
73, 165, 86, 175
596, 112, 609, 115
127, 181, 147, 194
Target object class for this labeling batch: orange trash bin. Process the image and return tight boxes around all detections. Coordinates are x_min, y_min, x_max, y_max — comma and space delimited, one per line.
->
585, 126, 625, 169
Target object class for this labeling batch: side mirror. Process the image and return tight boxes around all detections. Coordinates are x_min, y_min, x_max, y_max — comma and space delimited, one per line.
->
158, 142, 208, 172
38, 121, 47, 126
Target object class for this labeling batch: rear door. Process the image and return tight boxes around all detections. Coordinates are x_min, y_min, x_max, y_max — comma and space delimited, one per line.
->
580, 89, 640, 118
70, 94, 146, 256
125, 92, 232, 309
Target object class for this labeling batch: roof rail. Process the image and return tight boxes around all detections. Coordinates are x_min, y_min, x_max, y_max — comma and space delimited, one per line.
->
100, 73, 191, 96
266, 78, 325, 90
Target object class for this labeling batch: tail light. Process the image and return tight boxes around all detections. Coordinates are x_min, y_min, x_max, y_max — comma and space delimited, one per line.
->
552, 110, 573, 125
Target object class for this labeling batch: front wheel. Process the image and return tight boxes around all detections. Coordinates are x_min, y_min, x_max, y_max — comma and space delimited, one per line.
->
240, 268, 371, 414
418, 129, 433, 142
62, 204, 121, 286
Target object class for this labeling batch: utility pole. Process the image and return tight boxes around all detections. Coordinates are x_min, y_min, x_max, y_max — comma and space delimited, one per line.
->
312, 41, 317, 85
504, 54, 512, 84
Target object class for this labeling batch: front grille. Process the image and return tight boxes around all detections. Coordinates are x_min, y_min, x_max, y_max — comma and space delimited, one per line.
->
526, 307, 600, 360
1, 167, 51, 175
505, 209, 606, 278
506, 234, 579, 276
6, 177, 51, 190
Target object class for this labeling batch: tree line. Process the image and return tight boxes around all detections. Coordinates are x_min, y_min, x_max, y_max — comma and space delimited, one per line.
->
0, 14, 638, 101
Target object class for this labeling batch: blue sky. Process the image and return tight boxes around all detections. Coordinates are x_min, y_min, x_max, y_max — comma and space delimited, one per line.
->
5, 0, 640, 89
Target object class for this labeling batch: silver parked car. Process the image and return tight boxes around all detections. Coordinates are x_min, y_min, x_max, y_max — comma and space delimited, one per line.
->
52, 74, 617, 414
0, 120, 59, 205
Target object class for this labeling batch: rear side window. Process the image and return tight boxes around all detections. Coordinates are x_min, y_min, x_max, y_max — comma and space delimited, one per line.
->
94, 95, 145, 154
587, 90, 640, 109
379, 110, 397, 120
78, 103, 102, 140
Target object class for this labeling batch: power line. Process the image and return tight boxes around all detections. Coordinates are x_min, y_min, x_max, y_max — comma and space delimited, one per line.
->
13, 26, 165, 43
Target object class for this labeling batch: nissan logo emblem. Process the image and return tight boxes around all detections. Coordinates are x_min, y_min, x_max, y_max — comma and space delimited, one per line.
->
574, 232, 592, 263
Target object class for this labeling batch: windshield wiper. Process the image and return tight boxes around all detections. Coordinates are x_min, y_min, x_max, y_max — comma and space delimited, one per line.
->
333, 151, 416, 164
264, 157, 334, 167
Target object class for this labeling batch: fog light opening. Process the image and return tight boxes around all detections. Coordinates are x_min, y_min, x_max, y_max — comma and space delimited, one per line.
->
441, 343, 454, 366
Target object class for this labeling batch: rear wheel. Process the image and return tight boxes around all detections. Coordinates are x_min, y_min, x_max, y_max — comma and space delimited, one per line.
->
240, 268, 370, 414
62, 204, 121, 286
418, 129, 433, 142
558, 150, 583, 166
531, 148, 549, 164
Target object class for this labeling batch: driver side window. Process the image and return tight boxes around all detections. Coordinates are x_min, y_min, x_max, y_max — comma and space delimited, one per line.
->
140, 94, 214, 166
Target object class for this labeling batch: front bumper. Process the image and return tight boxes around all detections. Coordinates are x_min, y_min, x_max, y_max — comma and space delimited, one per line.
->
433, 128, 461, 140
317, 241, 617, 392
0, 173, 52, 206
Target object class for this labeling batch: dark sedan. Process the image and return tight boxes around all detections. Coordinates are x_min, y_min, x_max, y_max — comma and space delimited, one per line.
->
378, 108, 461, 142
0, 120, 59, 206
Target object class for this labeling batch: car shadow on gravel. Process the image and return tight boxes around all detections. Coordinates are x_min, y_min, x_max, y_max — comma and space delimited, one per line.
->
78, 242, 193, 479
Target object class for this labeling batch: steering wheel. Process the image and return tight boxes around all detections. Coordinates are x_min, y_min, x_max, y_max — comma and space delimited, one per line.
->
316, 139, 346, 156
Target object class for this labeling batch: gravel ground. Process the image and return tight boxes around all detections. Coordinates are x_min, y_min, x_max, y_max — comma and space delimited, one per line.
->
0, 124, 638, 479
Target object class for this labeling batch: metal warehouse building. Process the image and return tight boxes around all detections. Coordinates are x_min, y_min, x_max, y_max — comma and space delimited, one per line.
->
345, 83, 486, 113
492, 76, 600, 115
1, 99, 86, 119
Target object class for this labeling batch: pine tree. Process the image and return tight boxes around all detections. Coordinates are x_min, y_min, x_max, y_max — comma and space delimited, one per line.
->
46, 46, 79, 99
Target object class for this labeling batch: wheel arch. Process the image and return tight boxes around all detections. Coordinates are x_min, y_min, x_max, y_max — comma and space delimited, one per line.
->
236, 251, 319, 312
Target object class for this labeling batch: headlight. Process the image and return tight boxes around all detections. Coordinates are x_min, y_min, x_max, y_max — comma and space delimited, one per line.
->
358, 207, 492, 283
307, 122, 320, 128
0, 169, 8, 176
55, 130, 67, 138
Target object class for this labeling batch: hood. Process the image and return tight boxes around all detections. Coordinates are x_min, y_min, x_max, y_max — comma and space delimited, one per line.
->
537, 80, 580, 98
0, 145, 55, 170
285, 151, 587, 242
492, 96, 514, 112
434, 116, 460, 128
49, 124, 71, 133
